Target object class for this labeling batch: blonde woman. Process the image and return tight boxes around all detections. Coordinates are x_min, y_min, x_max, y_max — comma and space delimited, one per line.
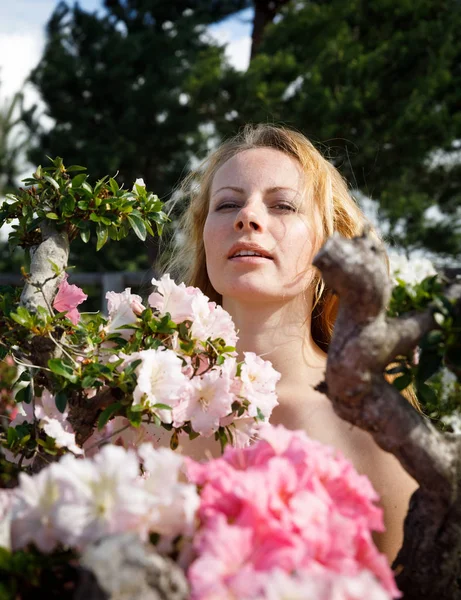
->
168, 124, 417, 563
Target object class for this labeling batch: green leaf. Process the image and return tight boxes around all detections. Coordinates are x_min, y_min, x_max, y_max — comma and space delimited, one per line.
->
45, 212, 59, 220
123, 359, 142, 376
80, 228, 90, 243
98, 402, 123, 430
109, 177, 119, 194
81, 181, 93, 194
127, 212, 147, 241
15, 385, 31, 404
44, 175, 60, 190
55, 390, 68, 413
152, 403, 173, 411
96, 225, 109, 251
48, 358, 77, 382
66, 165, 87, 172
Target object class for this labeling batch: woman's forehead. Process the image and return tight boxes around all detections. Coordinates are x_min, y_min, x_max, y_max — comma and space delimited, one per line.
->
211, 147, 304, 193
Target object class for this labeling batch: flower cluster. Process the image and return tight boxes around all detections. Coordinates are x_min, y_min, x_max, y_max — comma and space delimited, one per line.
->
3, 443, 198, 554
186, 425, 399, 600
1, 425, 400, 600
389, 253, 437, 288
97, 275, 279, 445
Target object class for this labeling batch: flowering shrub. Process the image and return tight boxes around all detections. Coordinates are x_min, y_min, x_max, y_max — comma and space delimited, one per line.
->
0, 426, 397, 600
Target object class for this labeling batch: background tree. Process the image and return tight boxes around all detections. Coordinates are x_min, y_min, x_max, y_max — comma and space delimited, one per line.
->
25, 0, 250, 273
214, 0, 461, 258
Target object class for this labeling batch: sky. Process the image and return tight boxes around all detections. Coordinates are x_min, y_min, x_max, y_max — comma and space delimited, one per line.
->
0, 0, 252, 108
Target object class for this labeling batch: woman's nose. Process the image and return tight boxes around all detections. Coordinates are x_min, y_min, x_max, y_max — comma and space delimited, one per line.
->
234, 205, 264, 232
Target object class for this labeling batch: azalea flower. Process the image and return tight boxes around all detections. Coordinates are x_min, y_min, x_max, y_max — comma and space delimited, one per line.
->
389, 253, 437, 287
105, 288, 145, 339
148, 273, 197, 323
11, 465, 62, 552
132, 177, 146, 191
53, 274, 87, 325
239, 352, 281, 419
132, 348, 190, 422
173, 369, 234, 436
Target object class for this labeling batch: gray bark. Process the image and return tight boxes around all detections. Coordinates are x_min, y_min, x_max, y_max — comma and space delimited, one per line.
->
313, 232, 461, 600
20, 220, 69, 313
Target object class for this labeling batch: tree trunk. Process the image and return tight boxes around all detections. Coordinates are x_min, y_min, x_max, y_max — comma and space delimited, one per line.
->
313, 232, 461, 599
250, 0, 290, 60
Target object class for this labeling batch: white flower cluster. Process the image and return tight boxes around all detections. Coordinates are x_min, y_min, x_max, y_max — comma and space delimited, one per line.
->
1, 444, 198, 554
389, 253, 437, 287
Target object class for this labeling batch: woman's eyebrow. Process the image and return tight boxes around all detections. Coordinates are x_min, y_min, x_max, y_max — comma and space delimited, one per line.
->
211, 185, 298, 196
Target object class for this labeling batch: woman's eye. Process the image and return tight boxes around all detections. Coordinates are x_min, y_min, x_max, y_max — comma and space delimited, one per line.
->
216, 201, 239, 210
274, 203, 296, 212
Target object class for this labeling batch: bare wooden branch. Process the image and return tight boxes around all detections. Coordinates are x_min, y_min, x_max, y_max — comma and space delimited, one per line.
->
313, 232, 461, 600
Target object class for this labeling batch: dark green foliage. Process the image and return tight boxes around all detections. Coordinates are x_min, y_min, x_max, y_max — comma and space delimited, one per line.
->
25, 0, 250, 272
215, 0, 461, 257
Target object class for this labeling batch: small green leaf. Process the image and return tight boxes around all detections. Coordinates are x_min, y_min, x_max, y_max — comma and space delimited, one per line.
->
44, 175, 60, 190
48, 358, 77, 382
109, 178, 119, 194
80, 228, 90, 243
98, 402, 123, 430
127, 213, 147, 241
123, 359, 142, 376
45, 212, 59, 220
66, 165, 87, 172
55, 391, 68, 413
96, 225, 109, 251
152, 403, 173, 411
15, 385, 31, 404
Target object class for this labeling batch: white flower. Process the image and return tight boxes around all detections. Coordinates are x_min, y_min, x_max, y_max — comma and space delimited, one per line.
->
239, 352, 281, 420
53, 446, 149, 549
0, 490, 13, 550
132, 178, 146, 190
35, 389, 83, 455
138, 444, 199, 538
132, 348, 190, 422
11, 465, 62, 552
105, 288, 145, 339
389, 253, 437, 287
173, 369, 234, 436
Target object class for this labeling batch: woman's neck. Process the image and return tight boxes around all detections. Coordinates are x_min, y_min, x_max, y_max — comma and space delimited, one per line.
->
223, 294, 326, 383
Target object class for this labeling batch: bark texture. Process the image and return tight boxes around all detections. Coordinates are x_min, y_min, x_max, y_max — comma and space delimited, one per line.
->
20, 221, 69, 313
313, 232, 461, 600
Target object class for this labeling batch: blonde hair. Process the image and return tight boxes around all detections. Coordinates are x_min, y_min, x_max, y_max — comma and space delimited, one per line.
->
168, 123, 372, 350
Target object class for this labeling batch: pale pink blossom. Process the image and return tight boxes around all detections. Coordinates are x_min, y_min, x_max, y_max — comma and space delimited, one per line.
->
53, 275, 87, 325
105, 288, 145, 339
190, 294, 238, 345
148, 274, 197, 323
132, 348, 191, 422
34, 389, 83, 455
0, 489, 13, 550
239, 352, 280, 419
173, 369, 234, 436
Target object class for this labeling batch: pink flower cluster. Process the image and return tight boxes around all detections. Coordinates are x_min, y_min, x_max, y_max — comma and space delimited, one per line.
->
186, 425, 400, 600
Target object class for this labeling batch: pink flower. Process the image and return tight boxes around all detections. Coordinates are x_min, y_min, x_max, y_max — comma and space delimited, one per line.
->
186, 425, 400, 599
53, 275, 87, 325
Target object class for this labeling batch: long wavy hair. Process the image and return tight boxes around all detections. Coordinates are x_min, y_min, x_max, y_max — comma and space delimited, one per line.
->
168, 123, 373, 350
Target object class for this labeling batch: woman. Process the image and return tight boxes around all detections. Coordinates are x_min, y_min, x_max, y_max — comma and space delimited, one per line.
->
168, 124, 418, 563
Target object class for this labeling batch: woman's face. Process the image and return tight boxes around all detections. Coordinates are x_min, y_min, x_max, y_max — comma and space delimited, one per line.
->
203, 148, 317, 304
